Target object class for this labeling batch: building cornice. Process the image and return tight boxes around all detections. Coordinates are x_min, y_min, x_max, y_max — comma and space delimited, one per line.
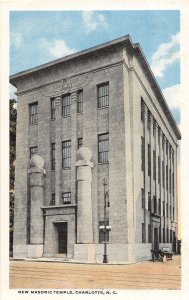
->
9, 34, 181, 140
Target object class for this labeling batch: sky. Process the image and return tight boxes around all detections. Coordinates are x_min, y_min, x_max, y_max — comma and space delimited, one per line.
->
10, 10, 180, 124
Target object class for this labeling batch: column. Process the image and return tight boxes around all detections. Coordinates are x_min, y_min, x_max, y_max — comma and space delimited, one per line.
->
28, 155, 46, 258
75, 147, 94, 243
55, 96, 62, 205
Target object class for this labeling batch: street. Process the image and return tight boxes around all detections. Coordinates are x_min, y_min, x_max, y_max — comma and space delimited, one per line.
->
10, 256, 181, 290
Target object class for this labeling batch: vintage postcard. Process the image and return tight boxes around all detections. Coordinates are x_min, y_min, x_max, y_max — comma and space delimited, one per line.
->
0, 0, 189, 299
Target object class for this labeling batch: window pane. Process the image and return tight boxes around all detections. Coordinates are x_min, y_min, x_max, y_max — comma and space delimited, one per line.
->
97, 83, 109, 108
62, 141, 71, 168
98, 133, 109, 163
29, 102, 38, 124
62, 94, 71, 117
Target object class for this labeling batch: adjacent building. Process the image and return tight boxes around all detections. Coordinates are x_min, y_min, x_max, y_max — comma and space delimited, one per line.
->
10, 35, 181, 263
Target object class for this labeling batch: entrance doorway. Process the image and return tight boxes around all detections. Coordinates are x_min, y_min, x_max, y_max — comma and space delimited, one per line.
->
57, 223, 67, 255
154, 228, 159, 250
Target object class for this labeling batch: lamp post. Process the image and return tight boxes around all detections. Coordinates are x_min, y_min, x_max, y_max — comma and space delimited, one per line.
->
103, 178, 110, 263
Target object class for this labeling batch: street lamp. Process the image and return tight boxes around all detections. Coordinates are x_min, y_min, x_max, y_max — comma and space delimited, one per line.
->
102, 178, 110, 263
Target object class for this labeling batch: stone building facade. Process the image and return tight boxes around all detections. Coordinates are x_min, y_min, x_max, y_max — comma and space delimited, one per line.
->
10, 35, 181, 263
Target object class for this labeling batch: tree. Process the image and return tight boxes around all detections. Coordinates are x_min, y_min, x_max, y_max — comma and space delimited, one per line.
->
9, 98, 17, 255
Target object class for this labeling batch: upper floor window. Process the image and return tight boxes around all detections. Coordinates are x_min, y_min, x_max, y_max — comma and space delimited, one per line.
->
77, 90, 83, 113
142, 223, 145, 243
30, 146, 38, 158
51, 143, 55, 170
147, 110, 151, 131
98, 133, 109, 163
148, 192, 151, 211
62, 140, 71, 169
29, 102, 38, 124
97, 82, 109, 108
148, 144, 151, 176
153, 150, 156, 180
51, 98, 55, 120
158, 156, 161, 184
62, 192, 71, 204
141, 188, 145, 209
62, 94, 71, 117
141, 97, 145, 122
141, 137, 145, 172
78, 138, 83, 149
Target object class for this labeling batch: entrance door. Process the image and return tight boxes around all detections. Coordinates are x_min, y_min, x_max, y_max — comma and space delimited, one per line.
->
154, 228, 159, 250
57, 223, 67, 255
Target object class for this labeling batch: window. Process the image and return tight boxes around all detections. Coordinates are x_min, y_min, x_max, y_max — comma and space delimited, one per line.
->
147, 110, 151, 131
158, 156, 161, 184
51, 193, 55, 206
166, 140, 168, 155
98, 133, 109, 163
51, 143, 55, 170
170, 230, 172, 243
148, 144, 151, 176
148, 224, 152, 243
141, 137, 145, 171
158, 198, 161, 215
77, 90, 83, 113
141, 97, 145, 122
78, 138, 83, 149
62, 94, 71, 117
99, 221, 110, 243
51, 98, 55, 119
169, 169, 171, 193
153, 150, 156, 180
153, 196, 157, 214
170, 205, 172, 219
163, 201, 165, 217
142, 223, 145, 243
30, 146, 38, 158
162, 161, 165, 188
62, 140, 71, 169
141, 188, 145, 209
62, 192, 71, 204
172, 172, 175, 195
97, 82, 109, 108
158, 127, 160, 144
163, 227, 165, 243
29, 102, 38, 124
153, 118, 156, 137
173, 207, 175, 221
172, 149, 174, 164
166, 203, 168, 218
166, 165, 168, 190
148, 192, 151, 211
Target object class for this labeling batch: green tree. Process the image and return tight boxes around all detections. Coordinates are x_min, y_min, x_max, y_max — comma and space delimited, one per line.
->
10, 98, 17, 255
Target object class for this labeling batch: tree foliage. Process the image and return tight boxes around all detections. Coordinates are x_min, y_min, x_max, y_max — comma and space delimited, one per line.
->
10, 98, 17, 235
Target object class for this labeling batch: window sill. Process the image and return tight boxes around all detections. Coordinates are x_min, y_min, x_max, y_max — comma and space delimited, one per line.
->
61, 115, 71, 119
97, 106, 109, 110
29, 123, 38, 126
98, 162, 109, 165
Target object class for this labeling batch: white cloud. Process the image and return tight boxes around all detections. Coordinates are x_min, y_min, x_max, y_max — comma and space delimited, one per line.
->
39, 38, 77, 58
151, 32, 180, 77
162, 84, 180, 110
82, 11, 108, 33
9, 84, 17, 100
10, 32, 22, 50
40, 38, 77, 58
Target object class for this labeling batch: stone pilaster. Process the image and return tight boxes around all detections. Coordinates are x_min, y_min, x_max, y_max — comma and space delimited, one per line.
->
75, 147, 94, 243
28, 155, 46, 258
71, 91, 77, 205
55, 96, 62, 205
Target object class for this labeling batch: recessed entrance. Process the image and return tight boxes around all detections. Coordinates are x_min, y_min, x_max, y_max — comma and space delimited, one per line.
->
57, 222, 67, 256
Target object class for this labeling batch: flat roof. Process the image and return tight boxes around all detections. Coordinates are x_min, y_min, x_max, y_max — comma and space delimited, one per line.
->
9, 35, 181, 140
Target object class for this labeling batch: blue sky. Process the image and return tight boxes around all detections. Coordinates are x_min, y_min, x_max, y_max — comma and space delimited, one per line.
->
10, 10, 180, 124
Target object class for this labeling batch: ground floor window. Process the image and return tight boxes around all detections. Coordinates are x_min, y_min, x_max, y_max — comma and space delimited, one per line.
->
62, 192, 71, 204
99, 221, 109, 243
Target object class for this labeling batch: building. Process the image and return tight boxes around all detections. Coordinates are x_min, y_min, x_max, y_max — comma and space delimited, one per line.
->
10, 35, 181, 263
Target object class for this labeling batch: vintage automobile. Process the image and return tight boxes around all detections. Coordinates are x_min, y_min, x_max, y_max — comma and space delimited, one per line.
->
151, 247, 174, 263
